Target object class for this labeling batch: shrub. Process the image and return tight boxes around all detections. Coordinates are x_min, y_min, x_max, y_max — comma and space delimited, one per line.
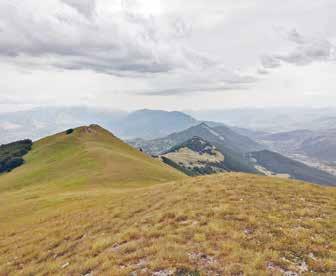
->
0, 139, 32, 173
66, 128, 74, 135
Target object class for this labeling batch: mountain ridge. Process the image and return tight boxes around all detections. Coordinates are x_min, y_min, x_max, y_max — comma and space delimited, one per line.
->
0, 124, 185, 193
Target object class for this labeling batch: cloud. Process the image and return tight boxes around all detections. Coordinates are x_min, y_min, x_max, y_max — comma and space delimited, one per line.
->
261, 56, 281, 69
61, 0, 96, 18
137, 84, 248, 96
0, 0, 216, 76
261, 29, 335, 69
0, 0, 259, 97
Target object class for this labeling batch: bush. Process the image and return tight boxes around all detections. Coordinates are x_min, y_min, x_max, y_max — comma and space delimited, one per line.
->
66, 128, 74, 135
0, 139, 32, 173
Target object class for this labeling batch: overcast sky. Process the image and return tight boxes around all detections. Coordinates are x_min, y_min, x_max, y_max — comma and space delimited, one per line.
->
0, 0, 335, 112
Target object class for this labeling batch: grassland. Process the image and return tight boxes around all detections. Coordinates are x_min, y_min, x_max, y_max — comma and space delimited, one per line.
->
0, 126, 335, 275
0, 125, 184, 193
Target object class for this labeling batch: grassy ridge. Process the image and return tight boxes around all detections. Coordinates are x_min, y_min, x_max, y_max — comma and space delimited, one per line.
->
1, 173, 335, 275
0, 125, 185, 193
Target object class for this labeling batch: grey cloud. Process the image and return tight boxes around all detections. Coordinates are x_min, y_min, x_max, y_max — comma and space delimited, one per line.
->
0, 1, 214, 76
261, 29, 335, 69
257, 68, 269, 75
61, 0, 96, 18
261, 56, 281, 69
137, 82, 249, 96
287, 29, 305, 44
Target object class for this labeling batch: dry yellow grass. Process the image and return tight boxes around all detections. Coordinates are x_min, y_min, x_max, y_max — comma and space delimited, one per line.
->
1, 173, 335, 275
0, 126, 335, 275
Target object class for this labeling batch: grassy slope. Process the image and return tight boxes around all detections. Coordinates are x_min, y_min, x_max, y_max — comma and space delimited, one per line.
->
0, 125, 185, 193
1, 172, 335, 275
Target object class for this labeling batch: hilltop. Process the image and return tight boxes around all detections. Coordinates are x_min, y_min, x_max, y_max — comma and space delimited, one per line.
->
0, 125, 184, 193
160, 137, 228, 176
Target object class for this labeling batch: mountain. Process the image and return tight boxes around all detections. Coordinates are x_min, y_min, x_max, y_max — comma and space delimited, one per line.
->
249, 150, 336, 186
0, 106, 127, 144
258, 129, 336, 164
212, 125, 265, 153
0, 107, 199, 143
114, 109, 199, 139
0, 125, 185, 192
156, 133, 336, 186
130, 123, 264, 155
298, 130, 336, 163
187, 107, 336, 132
230, 126, 269, 140
160, 137, 228, 176
130, 123, 263, 173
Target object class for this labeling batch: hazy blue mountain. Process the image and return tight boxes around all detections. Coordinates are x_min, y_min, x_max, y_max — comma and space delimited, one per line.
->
249, 150, 336, 186
114, 109, 199, 139
187, 107, 336, 132
298, 130, 336, 163
0, 107, 199, 143
258, 129, 336, 163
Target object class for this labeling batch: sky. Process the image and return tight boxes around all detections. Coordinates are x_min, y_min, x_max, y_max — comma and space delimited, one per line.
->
0, 0, 335, 112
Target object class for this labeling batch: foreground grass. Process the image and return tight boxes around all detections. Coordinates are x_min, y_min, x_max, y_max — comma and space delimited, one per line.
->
1, 173, 335, 275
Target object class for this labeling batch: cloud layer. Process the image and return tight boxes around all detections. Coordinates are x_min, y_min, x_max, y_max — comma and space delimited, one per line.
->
261, 29, 335, 72
0, 0, 216, 75
0, 0, 336, 109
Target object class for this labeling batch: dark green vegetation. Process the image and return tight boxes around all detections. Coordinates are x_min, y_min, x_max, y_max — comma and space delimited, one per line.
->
250, 150, 336, 186
65, 128, 74, 135
161, 156, 197, 176
0, 139, 32, 173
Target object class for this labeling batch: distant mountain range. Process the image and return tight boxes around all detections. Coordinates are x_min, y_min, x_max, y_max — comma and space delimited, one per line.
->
113, 109, 198, 139
253, 129, 336, 164
0, 107, 199, 143
249, 150, 336, 186
187, 107, 336, 132
130, 123, 336, 186
1, 106, 336, 181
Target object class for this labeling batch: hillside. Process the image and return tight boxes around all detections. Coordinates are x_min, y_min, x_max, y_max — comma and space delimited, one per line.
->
212, 125, 265, 153
0, 125, 185, 193
258, 129, 336, 171
129, 123, 259, 173
160, 137, 228, 176
1, 172, 335, 275
249, 150, 336, 186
